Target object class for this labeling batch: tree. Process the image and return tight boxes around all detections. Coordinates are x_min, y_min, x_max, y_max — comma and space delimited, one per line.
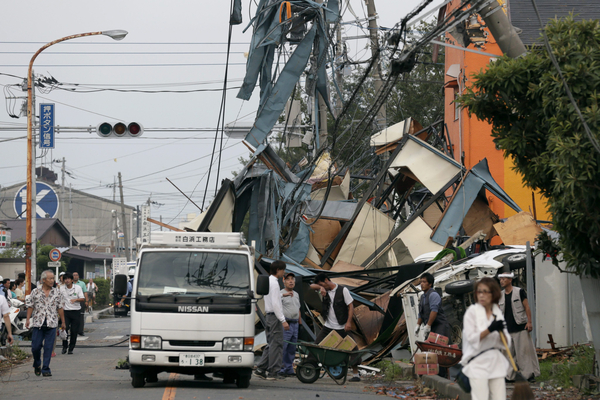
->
458, 16, 600, 278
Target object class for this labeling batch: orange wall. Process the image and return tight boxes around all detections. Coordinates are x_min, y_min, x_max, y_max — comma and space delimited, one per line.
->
444, 0, 549, 221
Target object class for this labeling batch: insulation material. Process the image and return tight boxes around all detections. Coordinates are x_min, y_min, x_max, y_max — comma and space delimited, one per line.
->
308, 152, 334, 184
389, 138, 461, 195
353, 292, 391, 344
311, 170, 350, 201
333, 202, 395, 267
493, 212, 542, 245
330, 260, 368, 287
462, 198, 499, 238
304, 243, 322, 267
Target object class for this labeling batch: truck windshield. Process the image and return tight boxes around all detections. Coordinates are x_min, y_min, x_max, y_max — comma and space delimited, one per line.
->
137, 251, 250, 296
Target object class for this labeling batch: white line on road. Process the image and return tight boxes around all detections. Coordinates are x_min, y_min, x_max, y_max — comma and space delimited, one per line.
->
104, 335, 124, 340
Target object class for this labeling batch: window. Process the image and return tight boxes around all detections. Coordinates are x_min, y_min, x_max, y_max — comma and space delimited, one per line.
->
137, 251, 250, 297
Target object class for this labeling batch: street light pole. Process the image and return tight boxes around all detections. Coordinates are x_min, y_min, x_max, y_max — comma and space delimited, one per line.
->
25, 30, 128, 294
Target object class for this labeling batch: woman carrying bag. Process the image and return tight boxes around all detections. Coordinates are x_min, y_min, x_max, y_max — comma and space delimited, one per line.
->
460, 277, 511, 400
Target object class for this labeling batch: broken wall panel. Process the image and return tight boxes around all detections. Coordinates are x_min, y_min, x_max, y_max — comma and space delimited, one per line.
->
303, 200, 357, 221
309, 218, 341, 256
185, 179, 235, 232
389, 136, 462, 195
310, 170, 350, 201
493, 211, 542, 245
463, 197, 499, 238
333, 202, 395, 267
353, 292, 391, 344
365, 217, 442, 270
370, 117, 424, 149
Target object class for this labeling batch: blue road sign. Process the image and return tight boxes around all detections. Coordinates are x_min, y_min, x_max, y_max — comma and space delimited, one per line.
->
13, 182, 60, 219
40, 103, 55, 149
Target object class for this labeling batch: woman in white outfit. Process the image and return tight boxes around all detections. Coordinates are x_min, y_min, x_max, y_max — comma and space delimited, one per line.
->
460, 277, 511, 400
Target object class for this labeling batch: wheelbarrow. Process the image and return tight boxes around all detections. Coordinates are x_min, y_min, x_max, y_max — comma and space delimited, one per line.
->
294, 342, 369, 385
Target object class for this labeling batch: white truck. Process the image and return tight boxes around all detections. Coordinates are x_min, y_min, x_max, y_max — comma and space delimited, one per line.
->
115, 231, 268, 388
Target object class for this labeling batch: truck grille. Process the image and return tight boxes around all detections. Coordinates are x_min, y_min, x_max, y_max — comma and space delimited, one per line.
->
169, 340, 216, 347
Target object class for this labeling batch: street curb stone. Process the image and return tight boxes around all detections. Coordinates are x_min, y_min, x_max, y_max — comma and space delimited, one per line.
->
422, 375, 471, 400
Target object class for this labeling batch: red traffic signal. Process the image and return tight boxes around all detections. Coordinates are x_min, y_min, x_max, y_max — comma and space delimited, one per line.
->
96, 122, 144, 138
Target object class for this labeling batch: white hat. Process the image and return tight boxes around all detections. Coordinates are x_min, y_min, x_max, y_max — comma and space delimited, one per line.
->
498, 272, 514, 278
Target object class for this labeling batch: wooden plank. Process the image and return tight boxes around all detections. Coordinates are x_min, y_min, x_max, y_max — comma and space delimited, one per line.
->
147, 217, 184, 232
493, 212, 542, 245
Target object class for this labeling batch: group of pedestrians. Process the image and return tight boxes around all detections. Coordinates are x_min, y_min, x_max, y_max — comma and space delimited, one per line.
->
253, 262, 361, 382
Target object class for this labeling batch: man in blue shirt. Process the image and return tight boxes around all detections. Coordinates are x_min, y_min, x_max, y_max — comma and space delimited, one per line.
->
415, 272, 450, 340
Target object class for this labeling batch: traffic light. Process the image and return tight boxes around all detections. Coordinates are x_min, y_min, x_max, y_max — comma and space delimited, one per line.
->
96, 122, 144, 138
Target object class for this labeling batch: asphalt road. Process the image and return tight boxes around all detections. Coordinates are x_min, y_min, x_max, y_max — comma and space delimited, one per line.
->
1, 315, 382, 400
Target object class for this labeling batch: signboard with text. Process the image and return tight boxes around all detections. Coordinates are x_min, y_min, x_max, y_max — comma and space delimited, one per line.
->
40, 103, 55, 149
141, 204, 151, 244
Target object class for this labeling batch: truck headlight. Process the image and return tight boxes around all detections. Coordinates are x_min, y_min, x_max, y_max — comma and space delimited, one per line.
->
222, 337, 243, 351
141, 335, 162, 350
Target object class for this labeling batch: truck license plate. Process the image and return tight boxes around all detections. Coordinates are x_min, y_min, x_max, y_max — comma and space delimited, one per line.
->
179, 353, 205, 366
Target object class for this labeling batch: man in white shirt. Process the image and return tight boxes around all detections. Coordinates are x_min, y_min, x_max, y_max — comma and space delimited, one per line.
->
0, 295, 13, 345
60, 272, 85, 354
310, 273, 361, 382
254, 261, 289, 381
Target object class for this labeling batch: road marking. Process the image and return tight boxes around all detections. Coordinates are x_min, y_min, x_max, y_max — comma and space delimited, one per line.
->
162, 373, 178, 400
103, 335, 124, 340
78, 336, 89, 341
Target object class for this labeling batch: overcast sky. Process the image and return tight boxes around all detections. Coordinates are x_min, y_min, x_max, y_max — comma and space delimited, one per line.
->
0, 0, 440, 228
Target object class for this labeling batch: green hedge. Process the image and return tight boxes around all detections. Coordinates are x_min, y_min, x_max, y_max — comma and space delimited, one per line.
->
83, 278, 110, 307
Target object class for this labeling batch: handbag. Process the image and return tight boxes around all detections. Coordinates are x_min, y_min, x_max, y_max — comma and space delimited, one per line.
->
455, 348, 496, 393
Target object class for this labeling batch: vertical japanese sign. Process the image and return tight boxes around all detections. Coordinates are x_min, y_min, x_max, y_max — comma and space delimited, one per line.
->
40, 103, 55, 149
141, 204, 151, 244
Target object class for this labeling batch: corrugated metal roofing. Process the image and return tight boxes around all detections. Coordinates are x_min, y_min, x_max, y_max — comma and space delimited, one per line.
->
509, 0, 600, 45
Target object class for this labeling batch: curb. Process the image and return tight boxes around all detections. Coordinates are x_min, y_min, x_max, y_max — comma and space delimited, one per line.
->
422, 375, 471, 400
394, 361, 416, 380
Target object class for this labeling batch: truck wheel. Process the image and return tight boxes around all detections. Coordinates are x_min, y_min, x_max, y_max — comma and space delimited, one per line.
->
445, 280, 474, 295
146, 372, 158, 383
297, 361, 319, 384
131, 372, 146, 388
236, 375, 251, 388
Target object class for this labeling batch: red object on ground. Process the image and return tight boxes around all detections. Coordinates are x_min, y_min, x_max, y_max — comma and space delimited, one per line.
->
415, 341, 462, 368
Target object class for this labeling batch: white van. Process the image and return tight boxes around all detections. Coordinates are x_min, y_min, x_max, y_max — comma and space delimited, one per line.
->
116, 231, 268, 388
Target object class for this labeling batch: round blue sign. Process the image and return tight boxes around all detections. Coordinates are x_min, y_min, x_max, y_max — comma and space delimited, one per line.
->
14, 182, 60, 219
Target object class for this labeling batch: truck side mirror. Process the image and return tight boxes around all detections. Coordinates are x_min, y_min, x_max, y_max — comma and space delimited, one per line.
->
114, 274, 129, 296
256, 275, 269, 296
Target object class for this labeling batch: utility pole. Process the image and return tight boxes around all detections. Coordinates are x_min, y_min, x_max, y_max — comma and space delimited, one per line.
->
364, 0, 386, 128
30, 72, 37, 287
335, 24, 344, 117
118, 172, 130, 260
60, 158, 65, 222
69, 184, 73, 247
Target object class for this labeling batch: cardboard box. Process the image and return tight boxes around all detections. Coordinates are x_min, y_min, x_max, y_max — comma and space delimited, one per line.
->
414, 352, 438, 364
335, 335, 357, 351
415, 363, 439, 375
319, 330, 343, 348
426, 332, 449, 346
